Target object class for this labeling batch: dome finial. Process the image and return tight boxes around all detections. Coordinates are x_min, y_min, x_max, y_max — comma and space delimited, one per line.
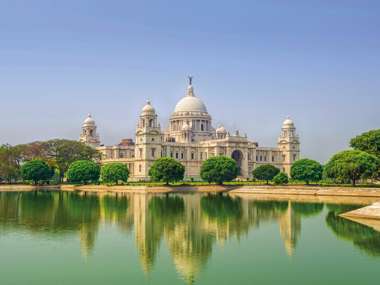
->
186, 75, 195, 97
188, 75, 193, 86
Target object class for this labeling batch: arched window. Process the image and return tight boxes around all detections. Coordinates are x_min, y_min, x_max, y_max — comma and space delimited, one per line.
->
149, 119, 154, 127
201, 124, 204, 131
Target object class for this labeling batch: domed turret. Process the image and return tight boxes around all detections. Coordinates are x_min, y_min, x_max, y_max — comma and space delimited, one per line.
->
216, 125, 227, 134
141, 100, 156, 115
80, 114, 100, 147
216, 125, 227, 139
282, 117, 295, 128
278, 116, 300, 174
83, 114, 95, 126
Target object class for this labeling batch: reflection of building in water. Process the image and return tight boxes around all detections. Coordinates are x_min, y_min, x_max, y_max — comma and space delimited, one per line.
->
79, 223, 98, 258
165, 194, 212, 284
0, 192, 318, 282
278, 201, 301, 256
131, 194, 163, 273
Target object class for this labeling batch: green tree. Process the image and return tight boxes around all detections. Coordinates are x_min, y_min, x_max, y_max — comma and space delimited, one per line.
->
273, 172, 289, 185
66, 160, 100, 184
100, 163, 129, 184
21, 159, 53, 185
291, 158, 323, 185
148, 157, 185, 185
42, 139, 100, 182
324, 150, 379, 186
200, 156, 238, 184
15, 139, 99, 182
350, 129, 380, 158
252, 164, 280, 184
0, 144, 22, 183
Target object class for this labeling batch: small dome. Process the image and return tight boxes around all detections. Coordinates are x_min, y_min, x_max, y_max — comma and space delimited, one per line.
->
216, 125, 227, 133
142, 100, 155, 114
83, 114, 95, 126
182, 123, 191, 131
283, 117, 295, 127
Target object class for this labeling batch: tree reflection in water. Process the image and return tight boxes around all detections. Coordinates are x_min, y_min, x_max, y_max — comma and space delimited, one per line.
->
326, 205, 380, 257
0, 191, 378, 283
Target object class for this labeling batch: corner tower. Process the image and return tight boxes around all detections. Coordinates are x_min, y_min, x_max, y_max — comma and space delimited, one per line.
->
277, 117, 300, 174
80, 114, 100, 147
135, 101, 162, 180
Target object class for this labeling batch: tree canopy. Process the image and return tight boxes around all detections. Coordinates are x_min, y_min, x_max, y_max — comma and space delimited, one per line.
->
290, 158, 323, 184
20, 159, 53, 185
273, 172, 289, 185
149, 157, 185, 185
100, 163, 129, 184
252, 164, 280, 184
200, 156, 238, 184
0, 144, 22, 183
66, 160, 100, 184
39, 139, 100, 181
350, 129, 380, 158
0, 140, 99, 183
324, 150, 379, 186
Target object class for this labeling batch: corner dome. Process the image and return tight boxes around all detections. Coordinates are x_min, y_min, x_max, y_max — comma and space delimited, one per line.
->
142, 100, 155, 114
83, 114, 95, 126
283, 117, 295, 127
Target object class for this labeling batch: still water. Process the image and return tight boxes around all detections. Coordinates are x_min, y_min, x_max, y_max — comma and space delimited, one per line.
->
0, 191, 379, 285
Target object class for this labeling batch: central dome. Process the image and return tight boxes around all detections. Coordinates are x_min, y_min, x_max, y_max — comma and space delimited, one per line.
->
174, 85, 208, 113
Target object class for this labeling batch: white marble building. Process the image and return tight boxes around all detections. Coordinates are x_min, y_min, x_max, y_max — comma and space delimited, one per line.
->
80, 78, 300, 181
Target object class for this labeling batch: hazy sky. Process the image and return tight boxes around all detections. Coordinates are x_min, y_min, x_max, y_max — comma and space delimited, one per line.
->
0, 0, 379, 163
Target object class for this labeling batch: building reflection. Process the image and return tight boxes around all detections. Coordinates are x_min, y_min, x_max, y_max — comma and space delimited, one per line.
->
1, 191, 378, 283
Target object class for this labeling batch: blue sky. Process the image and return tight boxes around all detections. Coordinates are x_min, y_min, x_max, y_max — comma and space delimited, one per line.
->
0, 0, 379, 162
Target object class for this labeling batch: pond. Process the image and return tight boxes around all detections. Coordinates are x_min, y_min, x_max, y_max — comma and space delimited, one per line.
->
0, 191, 379, 285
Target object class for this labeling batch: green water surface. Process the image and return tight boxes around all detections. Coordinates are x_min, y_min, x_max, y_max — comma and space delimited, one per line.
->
0, 191, 379, 285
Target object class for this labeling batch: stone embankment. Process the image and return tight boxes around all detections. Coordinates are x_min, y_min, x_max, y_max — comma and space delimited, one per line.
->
0, 184, 60, 192
341, 202, 380, 220
229, 185, 380, 198
60, 184, 230, 193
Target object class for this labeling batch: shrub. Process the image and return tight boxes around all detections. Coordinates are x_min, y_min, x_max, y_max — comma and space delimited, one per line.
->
101, 163, 129, 184
200, 156, 238, 184
273, 172, 289, 185
66, 160, 100, 184
21, 159, 53, 185
149, 157, 185, 185
252, 164, 280, 184
291, 159, 323, 185
324, 150, 379, 186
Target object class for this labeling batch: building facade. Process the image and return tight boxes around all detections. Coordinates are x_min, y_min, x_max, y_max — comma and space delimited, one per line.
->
80, 78, 300, 181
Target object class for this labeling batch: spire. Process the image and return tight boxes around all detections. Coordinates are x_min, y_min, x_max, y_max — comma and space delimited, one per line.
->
187, 75, 195, 97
